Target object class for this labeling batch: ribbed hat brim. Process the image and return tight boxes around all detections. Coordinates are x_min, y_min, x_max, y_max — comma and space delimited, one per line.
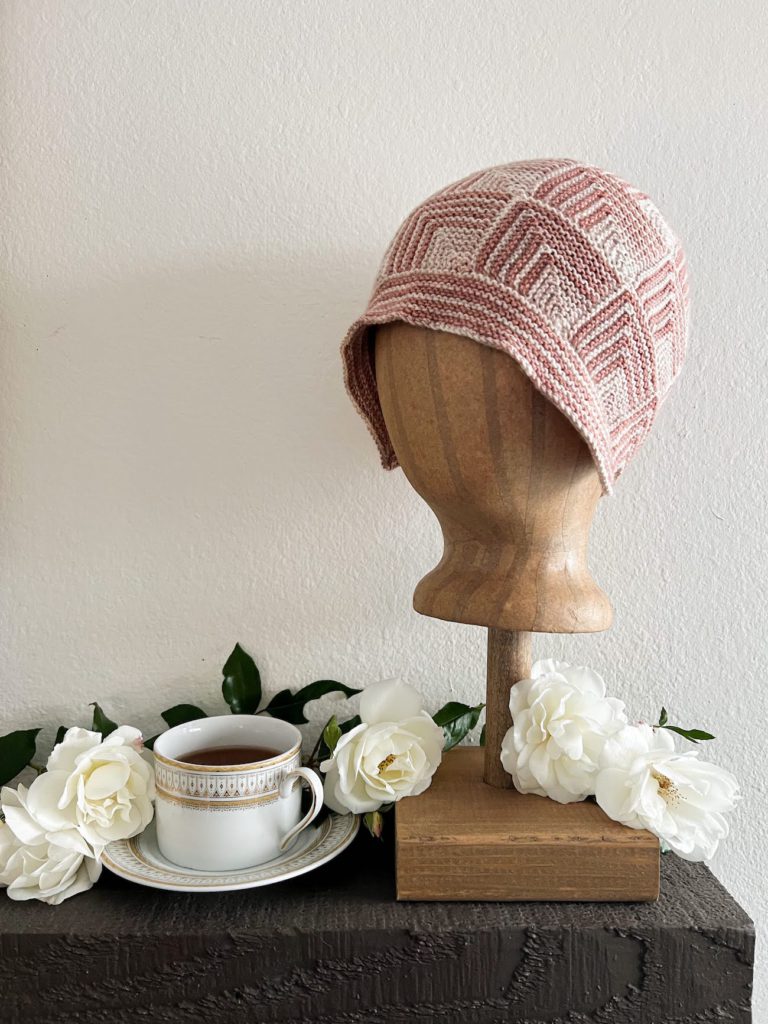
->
341, 270, 617, 494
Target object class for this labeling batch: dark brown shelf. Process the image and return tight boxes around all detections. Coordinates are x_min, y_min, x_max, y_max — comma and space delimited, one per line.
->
0, 831, 753, 1023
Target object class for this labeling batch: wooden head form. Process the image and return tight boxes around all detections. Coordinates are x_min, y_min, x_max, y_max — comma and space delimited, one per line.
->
374, 322, 612, 635
375, 322, 612, 787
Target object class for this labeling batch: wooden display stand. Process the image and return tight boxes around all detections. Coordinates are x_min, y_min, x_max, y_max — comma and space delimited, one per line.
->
374, 322, 660, 901
396, 748, 659, 901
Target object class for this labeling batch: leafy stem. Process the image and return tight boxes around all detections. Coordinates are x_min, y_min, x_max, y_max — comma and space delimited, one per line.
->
432, 701, 485, 750
0, 643, 362, 789
305, 728, 329, 772
656, 707, 715, 744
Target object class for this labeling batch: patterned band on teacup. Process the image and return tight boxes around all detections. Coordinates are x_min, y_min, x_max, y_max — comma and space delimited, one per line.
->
153, 786, 281, 810
153, 750, 301, 803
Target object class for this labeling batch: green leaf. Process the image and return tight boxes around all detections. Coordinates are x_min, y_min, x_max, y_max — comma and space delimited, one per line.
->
54, 726, 68, 746
144, 734, 159, 751
685, 728, 716, 741
479, 724, 486, 747
221, 643, 262, 714
339, 715, 362, 734
432, 701, 485, 751
0, 729, 41, 787
363, 810, 384, 840
308, 714, 362, 771
263, 680, 361, 725
656, 706, 714, 744
90, 702, 118, 738
663, 725, 715, 744
160, 704, 207, 728
263, 688, 294, 718
323, 715, 342, 755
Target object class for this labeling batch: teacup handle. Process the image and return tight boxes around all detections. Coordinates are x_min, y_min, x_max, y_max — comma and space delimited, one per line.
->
278, 766, 325, 852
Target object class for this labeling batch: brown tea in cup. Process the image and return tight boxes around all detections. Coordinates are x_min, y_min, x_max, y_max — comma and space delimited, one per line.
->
177, 745, 280, 766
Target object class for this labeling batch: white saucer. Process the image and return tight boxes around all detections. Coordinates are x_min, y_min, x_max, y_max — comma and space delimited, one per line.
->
102, 813, 359, 893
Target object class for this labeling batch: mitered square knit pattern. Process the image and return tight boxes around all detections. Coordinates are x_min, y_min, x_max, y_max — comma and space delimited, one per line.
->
341, 159, 689, 493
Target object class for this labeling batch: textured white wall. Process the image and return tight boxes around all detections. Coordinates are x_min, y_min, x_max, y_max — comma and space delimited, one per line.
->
1, 0, 765, 1012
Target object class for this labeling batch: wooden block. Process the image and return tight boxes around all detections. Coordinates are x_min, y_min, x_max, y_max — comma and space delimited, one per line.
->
396, 747, 659, 902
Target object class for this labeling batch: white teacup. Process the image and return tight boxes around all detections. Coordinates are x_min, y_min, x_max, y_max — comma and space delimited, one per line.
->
152, 715, 324, 871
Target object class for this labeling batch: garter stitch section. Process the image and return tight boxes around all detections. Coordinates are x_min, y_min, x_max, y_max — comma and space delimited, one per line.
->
341, 159, 689, 493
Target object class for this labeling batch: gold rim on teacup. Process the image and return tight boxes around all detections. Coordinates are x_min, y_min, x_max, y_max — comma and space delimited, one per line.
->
152, 742, 301, 774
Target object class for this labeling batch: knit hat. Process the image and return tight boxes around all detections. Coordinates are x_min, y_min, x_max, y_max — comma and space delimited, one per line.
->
341, 159, 689, 493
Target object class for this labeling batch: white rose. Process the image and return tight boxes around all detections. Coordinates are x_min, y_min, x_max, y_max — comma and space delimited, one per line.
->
500, 659, 627, 803
320, 679, 444, 814
595, 724, 739, 862
22, 726, 155, 857
0, 786, 101, 904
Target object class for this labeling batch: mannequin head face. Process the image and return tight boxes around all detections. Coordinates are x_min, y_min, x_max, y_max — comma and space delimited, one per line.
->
375, 322, 612, 633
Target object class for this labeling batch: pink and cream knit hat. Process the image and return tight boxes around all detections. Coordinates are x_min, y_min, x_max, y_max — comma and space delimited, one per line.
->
341, 159, 689, 493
